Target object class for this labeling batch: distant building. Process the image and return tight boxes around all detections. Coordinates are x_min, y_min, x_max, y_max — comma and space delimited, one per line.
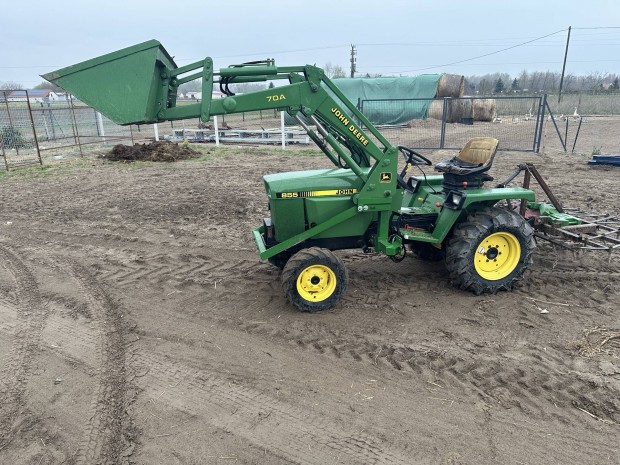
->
48, 91, 67, 102
6, 89, 70, 104
7, 89, 52, 103
177, 90, 225, 101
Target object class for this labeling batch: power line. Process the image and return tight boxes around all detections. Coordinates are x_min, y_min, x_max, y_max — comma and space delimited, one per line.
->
387, 28, 569, 74
572, 26, 620, 30
358, 58, 620, 72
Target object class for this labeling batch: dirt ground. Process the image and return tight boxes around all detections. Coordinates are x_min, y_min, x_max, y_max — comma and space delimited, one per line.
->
0, 141, 619, 465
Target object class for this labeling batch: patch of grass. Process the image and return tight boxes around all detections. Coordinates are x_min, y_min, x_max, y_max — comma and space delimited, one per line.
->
0, 163, 59, 181
0, 142, 327, 182
592, 146, 602, 156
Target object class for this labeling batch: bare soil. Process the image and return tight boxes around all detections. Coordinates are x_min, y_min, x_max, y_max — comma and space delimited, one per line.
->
0, 144, 619, 464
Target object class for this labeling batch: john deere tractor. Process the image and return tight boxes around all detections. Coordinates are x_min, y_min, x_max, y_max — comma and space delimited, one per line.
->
43, 40, 539, 312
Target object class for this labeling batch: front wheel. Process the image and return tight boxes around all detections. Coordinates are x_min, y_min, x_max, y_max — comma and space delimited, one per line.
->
281, 247, 348, 312
445, 207, 535, 294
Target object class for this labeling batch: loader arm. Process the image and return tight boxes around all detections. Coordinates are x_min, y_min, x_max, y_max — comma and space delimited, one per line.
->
43, 40, 406, 256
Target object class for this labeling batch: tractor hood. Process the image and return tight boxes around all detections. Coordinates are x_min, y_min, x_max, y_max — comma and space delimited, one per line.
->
263, 168, 368, 200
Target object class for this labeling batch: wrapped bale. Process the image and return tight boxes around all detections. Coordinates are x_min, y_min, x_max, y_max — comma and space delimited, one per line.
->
437, 74, 464, 98
445, 98, 473, 123
473, 99, 497, 122
428, 100, 444, 120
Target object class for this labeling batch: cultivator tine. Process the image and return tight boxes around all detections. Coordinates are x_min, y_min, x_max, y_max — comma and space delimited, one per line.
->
535, 208, 620, 251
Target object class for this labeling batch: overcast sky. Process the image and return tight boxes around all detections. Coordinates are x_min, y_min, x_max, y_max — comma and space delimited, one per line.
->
2, 0, 620, 88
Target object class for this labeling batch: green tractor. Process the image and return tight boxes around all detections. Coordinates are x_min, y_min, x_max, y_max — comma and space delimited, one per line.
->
44, 40, 539, 312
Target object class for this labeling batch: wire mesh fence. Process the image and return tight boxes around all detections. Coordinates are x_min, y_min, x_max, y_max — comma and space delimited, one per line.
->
0, 90, 135, 168
359, 96, 543, 152
2, 89, 620, 170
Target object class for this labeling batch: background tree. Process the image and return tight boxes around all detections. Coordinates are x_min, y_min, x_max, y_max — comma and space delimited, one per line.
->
0, 81, 23, 90
323, 62, 347, 79
229, 83, 266, 94
179, 79, 201, 94
494, 78, 505, 94
34, 81, 64, 93
478, 78, 492, 95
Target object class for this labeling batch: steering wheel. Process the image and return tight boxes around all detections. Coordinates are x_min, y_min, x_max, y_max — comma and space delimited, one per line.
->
398, 146, 432, 167
397, 146, 432, 190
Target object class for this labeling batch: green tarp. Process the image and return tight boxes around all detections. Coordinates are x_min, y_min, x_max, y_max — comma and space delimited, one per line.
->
331, 74, 442, 125
286, 74, 442, 126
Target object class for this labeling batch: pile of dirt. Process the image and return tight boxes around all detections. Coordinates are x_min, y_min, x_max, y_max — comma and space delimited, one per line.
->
102, 141, 201, 162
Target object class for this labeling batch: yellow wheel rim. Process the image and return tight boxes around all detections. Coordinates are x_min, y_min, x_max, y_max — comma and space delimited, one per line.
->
296, 264, 337, 302
474, 232, 521, 280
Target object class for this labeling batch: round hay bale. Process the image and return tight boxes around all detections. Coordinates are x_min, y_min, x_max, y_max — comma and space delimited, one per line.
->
445, 98, 473, 123
437, 74, 464, 98
428, 100, 444, 120
473, 99, 497, 122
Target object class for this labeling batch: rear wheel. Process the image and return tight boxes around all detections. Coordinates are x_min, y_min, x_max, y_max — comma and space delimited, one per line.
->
281, 247, 348, 312
445, 207, 535, 294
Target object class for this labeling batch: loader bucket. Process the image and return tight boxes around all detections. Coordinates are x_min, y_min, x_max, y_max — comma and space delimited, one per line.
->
42, 40, 177, 125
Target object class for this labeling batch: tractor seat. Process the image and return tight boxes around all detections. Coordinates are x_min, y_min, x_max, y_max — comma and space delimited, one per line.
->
434, 137, 499, 191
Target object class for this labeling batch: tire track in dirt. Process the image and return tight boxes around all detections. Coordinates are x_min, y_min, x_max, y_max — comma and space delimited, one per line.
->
134, 351, 414, 465
58, 259, 135, 465
520, 268, 620, 311
94, 248, 620, 424
15, 284, 414, 464
172, 290, 619, 425
98, 249, 450, 310
94, 250, 274, 288
0, 244, 49, 451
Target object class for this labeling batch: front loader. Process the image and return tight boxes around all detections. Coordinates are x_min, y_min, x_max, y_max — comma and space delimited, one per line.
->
44, 40, 544, 312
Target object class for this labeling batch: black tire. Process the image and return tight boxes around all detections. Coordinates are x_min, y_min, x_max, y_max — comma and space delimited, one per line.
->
445, 207, 535, 295
281, 247, 348, 312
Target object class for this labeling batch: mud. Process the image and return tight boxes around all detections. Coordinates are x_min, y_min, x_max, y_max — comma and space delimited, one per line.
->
0, 145, 618, 464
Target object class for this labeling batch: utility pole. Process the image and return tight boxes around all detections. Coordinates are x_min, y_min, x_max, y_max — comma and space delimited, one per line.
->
558, 26, 571, 104
350, 44, 357, 78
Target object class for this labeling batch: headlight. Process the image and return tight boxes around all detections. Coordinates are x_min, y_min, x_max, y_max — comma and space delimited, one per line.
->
445, 191, 466, 210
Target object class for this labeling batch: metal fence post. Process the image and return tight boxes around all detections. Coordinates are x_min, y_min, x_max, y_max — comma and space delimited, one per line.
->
0, 132, 7, 170
3, 93, 19, 158
68, 94, 83, 156
25, 90, 43, 165
214, 115, 220, 146
544, 97, 566, 152
0, 91, 8, 170
281, 110, 285, 150
536, 94, 547, 152
532, 97, 541, 152
440, 98, 448, 149
571, 117, 583, 153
